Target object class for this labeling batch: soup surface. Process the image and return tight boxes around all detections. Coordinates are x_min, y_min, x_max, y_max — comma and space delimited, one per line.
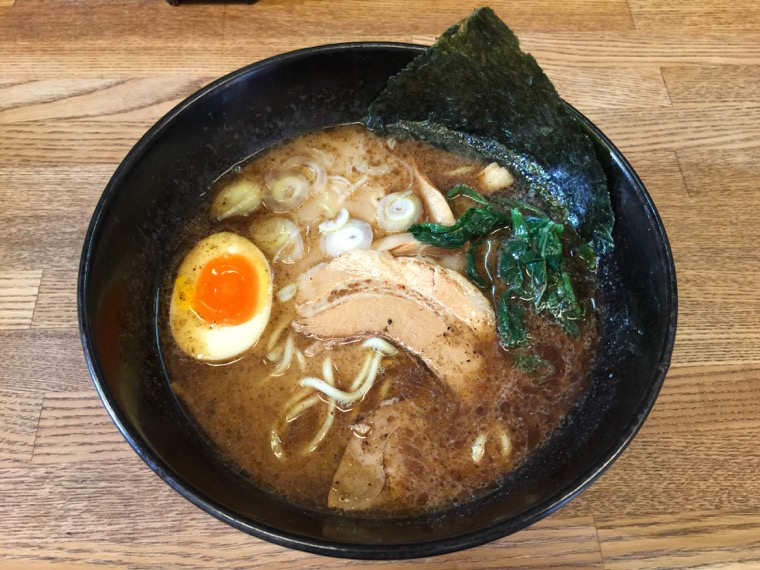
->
161, 124, 599, 516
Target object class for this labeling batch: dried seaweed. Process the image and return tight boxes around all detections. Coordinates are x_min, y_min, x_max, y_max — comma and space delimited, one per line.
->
366, 7, 614, 254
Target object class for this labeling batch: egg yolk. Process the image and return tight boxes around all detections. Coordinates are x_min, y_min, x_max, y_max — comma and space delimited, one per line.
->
192, 254, 259, 325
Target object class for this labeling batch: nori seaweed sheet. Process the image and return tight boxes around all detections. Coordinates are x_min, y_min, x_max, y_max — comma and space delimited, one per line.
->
366, 7, 615, 254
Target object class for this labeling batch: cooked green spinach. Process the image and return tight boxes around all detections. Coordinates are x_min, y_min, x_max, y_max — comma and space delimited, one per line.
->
408, 206, 507, 249
514, 352, 550, 374
409, 185, 585, 348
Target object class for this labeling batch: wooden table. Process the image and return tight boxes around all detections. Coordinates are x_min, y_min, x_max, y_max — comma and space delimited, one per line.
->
2, 1, 759, 568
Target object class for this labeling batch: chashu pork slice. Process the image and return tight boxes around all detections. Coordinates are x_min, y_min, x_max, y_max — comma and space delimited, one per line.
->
328, 399, 419, 511
294, 249, 495, 399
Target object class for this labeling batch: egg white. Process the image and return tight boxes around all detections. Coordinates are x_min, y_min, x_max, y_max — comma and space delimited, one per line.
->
169, 232, 273, 361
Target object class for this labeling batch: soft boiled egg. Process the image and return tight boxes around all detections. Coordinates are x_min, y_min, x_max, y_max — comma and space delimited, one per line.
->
169, 232, 273, 361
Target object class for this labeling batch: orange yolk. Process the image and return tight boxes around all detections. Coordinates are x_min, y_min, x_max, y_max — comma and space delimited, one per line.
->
192, 254, 259, 325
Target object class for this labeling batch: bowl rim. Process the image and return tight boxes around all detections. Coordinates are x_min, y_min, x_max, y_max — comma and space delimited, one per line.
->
78, 41, 678, 560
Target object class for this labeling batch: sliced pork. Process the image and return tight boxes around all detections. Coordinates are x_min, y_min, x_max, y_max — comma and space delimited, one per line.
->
294, 249, 495, 399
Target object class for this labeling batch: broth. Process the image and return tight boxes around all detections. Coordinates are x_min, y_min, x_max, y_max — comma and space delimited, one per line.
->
160, 124, 599, 516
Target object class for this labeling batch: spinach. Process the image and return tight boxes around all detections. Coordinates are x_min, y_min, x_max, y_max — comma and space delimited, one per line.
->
490, 204, 583, 344
573, 241, 598, 272
447, 184, 491, 206
514, 352, 550, 374
496, 293, 527, 347
541, 270, 582, 338
465, 243, 490, 289
408, 204, 507, 248
410, 185, 585, 348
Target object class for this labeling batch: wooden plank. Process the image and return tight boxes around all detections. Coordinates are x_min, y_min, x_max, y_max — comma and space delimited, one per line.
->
673, 269, 760, 365
0, 78, 126, 112
413, 33, 760, 67
0, 76, 213, 123
578, 419, 760, 518
0, 459, 187, 548
0, 450, 603, 569
10, 0, 635, 39
677, 147, 760, 198
0, 166, 107, 268
0, 68, 669, 166
3, 2, 224, 42
597, 511, 760, 569
0, 209, 89, 270
0, 390, 43, 466
628, 0, 760, 31
669, 148, 760, 364
622, 151, 760, 365
0, 68, 668, 128
32, 269, 78, 329
663, 65, 760, 105
0, 554, 128, 570
642, 365, 760, 435
0, 270, 41, 330
0, 121, 148, 166
0, 166, 107, 216
578, 104, 760, 154
32, 392, 132, 464
543, 66, 671, 109
0, 2, 633, 81
0, 330, 94, 393
4, 32, 760, 82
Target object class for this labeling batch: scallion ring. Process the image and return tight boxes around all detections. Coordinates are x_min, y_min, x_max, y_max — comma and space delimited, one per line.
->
376, 190, 422, 232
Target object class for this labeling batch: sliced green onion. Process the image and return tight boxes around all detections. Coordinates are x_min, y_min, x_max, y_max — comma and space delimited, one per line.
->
319, 208, 349, 233
264, 173, 309, 212
276, 283, 298, 302
376, 190, 422, 232
322, 218, 373, 257
212, 179, 262, 220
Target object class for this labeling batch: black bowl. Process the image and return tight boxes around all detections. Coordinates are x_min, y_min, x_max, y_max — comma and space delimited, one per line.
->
78, 43, 677, 559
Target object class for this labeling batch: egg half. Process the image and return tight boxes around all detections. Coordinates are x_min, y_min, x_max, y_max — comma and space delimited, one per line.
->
169, 232, 273, 361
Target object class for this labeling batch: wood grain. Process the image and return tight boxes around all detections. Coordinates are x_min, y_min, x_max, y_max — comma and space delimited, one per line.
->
0, 330, 93, 392
623, 151, 760, 365
1, 0, 759, 567
31, 392, 132, 464
597, 511, 760, 569
0, 389, 43, 466
0, 166, 106, 267
578, 374, 760, 516
0, 270, 41, 329
663, 65, 760, 104
32, 269, 79, 329
628, 0, 760, 31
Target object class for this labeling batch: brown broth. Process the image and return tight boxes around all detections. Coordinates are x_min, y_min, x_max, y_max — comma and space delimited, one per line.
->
160, 124, 599, 516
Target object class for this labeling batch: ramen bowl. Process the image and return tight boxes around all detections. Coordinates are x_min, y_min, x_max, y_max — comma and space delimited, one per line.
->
78, 43, 677, 559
